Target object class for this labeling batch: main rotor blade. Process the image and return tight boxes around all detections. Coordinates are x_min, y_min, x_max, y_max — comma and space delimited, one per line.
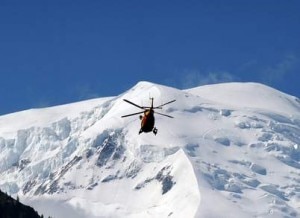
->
154, 99, 176, 109
121, 111, 144, 118
123, 99, 145, 109
155, 111, 174, 118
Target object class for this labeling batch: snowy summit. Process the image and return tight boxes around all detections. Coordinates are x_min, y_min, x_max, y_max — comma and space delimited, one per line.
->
0, 81, 300, 218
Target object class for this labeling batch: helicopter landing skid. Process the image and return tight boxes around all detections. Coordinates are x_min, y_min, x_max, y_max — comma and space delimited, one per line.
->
138, 127, 158, 135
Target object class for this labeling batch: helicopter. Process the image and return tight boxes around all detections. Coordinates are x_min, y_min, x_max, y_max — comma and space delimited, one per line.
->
121, 97, 176, 135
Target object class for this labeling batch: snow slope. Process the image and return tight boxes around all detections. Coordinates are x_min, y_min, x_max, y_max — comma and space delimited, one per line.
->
0, 81, 300, 218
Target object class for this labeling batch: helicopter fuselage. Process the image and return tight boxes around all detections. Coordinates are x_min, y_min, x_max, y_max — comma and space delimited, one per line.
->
140, 109, 155, 133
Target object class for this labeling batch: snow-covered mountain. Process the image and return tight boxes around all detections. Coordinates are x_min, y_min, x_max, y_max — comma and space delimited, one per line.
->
0, 81, 300, 218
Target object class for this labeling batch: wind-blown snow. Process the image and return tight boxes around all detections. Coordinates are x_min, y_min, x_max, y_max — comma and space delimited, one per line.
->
0, 81, 300, 218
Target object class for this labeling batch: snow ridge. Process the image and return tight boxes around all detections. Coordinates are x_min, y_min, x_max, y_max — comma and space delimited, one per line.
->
0, 81, 300, 218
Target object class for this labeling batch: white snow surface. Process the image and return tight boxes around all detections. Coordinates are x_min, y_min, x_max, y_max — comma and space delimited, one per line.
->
0, 81, 300, 218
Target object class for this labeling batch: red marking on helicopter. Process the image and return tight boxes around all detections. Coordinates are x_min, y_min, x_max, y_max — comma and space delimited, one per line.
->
121, 98, 175, 135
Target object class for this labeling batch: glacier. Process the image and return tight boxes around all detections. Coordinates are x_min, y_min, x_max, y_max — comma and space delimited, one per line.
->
0, 81, 300, 218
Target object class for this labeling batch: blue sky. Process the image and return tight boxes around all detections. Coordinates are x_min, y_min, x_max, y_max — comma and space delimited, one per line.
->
0, 0, 299, 115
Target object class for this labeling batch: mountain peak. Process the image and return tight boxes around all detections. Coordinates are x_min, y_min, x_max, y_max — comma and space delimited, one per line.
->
187, 82, 300, 115
0, 81, 299, 218
134, 80, 157, 87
